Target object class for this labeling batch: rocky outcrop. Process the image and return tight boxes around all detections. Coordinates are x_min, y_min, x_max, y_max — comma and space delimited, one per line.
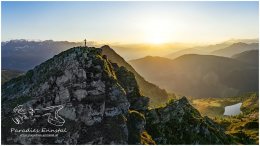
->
145, 97, 233, 144
1, 47, 145, 144
112, 63, 149, 112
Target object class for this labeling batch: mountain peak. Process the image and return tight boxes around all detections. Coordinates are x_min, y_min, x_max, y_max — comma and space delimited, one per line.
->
230, 42, 248, 47
2, 46, 150, 144
130, 56, 172, 63
178, 96, 189, 104
101, 45, 112, 50
144, 55, 164, 59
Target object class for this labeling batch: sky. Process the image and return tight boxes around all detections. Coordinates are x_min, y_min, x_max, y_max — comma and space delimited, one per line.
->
1, 1, 259, 44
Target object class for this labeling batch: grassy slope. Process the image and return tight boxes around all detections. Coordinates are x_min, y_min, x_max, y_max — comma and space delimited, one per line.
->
1, 69, 23, 84
190, 92, 258, 117
190, 97, 242, 117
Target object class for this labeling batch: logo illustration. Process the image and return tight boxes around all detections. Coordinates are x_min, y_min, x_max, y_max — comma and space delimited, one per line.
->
12, 105, 65, 126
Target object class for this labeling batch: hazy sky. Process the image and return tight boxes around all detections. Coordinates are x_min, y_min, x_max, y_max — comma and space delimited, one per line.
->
2, 1, 259, 44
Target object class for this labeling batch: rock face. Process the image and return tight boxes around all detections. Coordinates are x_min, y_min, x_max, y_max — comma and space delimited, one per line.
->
145, 97, 233, 144
112, 63, 149, 112
1, 47, 146, 144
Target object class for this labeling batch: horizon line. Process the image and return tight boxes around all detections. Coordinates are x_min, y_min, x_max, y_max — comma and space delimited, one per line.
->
2, 37, 259, 46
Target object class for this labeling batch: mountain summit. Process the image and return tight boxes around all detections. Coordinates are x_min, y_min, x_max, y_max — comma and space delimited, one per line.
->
2, 46, 150, 144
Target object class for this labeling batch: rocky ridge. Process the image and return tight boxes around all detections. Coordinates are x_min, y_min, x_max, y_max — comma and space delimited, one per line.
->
101, 45, 169, 107
145, 97, 233, 144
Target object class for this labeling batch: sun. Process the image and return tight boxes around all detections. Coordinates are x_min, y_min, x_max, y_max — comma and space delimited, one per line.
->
148, 35, 167, 44
138, 15, 173, 44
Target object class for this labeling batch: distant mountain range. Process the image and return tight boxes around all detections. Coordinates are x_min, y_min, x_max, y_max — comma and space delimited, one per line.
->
166, 42, 259, 59
2, 40, 84, 70
130, 52, 259, 98
166, 42, 230, 59
211, 42, 259, 57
